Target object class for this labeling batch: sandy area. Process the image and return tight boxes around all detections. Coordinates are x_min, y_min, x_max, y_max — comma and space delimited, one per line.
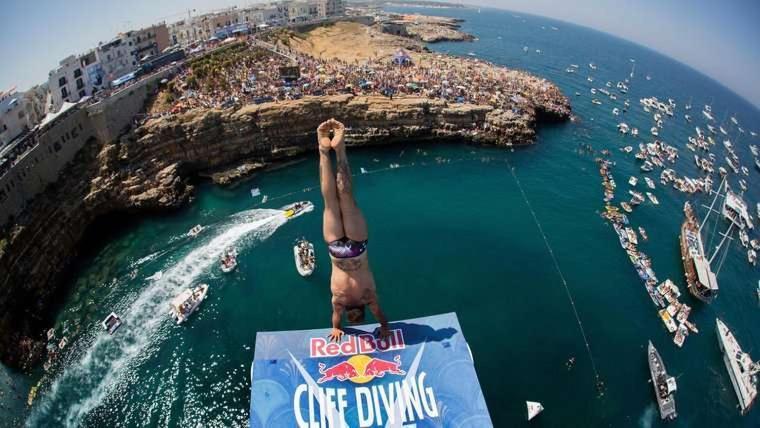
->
288, 22, 424, 63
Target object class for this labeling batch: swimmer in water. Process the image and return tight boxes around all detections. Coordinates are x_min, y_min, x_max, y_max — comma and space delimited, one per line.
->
317, 119, 390, 342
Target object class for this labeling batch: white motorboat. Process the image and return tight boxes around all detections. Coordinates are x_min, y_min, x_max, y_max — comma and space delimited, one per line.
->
221, 248, 238, 273
644, 177, 656, 189
629, 176, 638, 186
102, 312, 122, 335
293, 239, 316, 277
716, 318, 759, 414
188, 224, 203, 237
526, 401, 544, 421
169, 284, 209, 324
282, 201, 314, 219
251, 187, 261, 198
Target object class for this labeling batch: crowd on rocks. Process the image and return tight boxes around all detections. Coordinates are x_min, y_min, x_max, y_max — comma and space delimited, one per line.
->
161, 38, 570, 119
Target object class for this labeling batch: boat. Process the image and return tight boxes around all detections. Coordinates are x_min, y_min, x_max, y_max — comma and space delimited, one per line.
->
612, 107, 620, 116
751, 239, 760, 251
618, 122, 629, 134
629, 176, 638, 186
58, 337, 67, 350
641, 161, 654, 172
723, 188, 754, 229
731, 116, 739, 126
716, 318, 759, 414
673, 323, 688, 348
261, 195, 268, 204
703, 110, 715, 121
650, 127, 659, 137
685, 114, 692, 122
748, 249, 757, 266
644, 177, 655, 189
293, 239, 316, 277
282, 201, 315, 219
648, 341, 678, 420
621, 202, 633, 213
757, 281, 760, 302
188, 224, 203, 237
591, 98, 602, 105
638, 226, 649, 242
169, 284, 209, 324
680, 201, 719, 302
646, 192, 659, 205
101, 312, 122, 335
221, 248, 238, 273
360, 167, 368, 174
631, 128, 639, 137
250, 187, 261, 198
755, 158, 760, 172
659, 309, 677, 332
526, 401, 544, 421
589, 62, 597, 70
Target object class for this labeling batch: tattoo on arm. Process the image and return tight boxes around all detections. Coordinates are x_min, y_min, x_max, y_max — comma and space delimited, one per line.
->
333, 257, 362, 271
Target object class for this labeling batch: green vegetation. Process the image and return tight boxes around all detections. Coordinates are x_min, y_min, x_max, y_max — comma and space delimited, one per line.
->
186, 44, 272, 93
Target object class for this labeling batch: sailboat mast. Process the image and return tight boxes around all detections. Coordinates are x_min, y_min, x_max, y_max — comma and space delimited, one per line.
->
700, 176, 726, 232
710, 222, 734, 265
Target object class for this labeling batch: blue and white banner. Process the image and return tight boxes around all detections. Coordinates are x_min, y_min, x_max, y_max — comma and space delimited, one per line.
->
250, 312, 492, 427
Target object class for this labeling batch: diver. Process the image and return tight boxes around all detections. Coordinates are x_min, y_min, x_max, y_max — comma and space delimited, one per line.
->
317, 119, 390, 342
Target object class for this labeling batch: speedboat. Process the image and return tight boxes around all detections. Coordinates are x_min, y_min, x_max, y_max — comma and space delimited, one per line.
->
102, 312, 122, 334
293, 239, 316, 277
169, 284, 209, 324
221, 248, 238, 273
646, 192, 659, 205
250, 187, 261, 198
629, 176, 638, 186
740, 229, 750, 248
282, 201, 314, 219
188, 224, 203, 237
748, 249, 757, 266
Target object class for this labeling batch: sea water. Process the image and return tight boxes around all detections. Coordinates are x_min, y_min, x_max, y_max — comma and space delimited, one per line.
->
3, 6, 760, 427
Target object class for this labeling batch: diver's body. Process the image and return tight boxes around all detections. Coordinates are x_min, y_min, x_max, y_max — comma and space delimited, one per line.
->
317, 119, 390, 341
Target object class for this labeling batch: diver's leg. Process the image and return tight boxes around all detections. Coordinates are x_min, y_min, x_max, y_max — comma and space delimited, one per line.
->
320, 147, 344, 243
334, 144, 368, 241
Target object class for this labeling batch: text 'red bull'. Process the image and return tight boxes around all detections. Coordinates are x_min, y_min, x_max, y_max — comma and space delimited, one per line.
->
310, 329, 405, 358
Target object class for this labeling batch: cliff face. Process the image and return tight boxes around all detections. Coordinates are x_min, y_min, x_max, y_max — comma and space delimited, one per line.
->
0, 93, 569, 369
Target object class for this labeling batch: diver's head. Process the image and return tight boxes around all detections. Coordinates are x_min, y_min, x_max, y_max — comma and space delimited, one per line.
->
346, 306, 365, 324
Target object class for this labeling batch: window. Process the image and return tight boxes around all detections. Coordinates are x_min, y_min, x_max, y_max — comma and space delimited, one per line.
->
76, 78, 85, 90
58, 76, 67, 87
74, 68, 82, 78
78, 90, 86, 98
61, 87, 69, 98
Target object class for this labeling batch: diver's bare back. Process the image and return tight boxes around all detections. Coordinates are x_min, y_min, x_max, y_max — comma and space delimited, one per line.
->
330, 253, 377, 307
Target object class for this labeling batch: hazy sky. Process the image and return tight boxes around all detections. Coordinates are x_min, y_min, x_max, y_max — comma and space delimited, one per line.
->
1, 0, 759, 107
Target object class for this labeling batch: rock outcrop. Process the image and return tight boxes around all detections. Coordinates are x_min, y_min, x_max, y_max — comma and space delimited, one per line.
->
0, 92, 569, 369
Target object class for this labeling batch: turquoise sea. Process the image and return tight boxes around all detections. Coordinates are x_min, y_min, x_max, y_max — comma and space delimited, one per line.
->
3, 6, 760, 427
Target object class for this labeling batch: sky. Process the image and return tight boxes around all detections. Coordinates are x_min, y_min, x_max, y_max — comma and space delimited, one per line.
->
1, 0, 759, 107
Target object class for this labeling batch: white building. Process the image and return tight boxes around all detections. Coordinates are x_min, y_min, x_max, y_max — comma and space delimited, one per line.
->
0, 89, 31, 147
96, 34, 138, 85
47, 55, 99, 112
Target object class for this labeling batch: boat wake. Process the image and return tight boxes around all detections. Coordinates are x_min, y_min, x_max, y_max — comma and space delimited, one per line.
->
638, 402, 656, 428
27, 209, 287, 427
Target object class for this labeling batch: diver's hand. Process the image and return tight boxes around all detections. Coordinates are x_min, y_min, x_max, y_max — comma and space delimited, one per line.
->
375, 325, 392, 340
317, 120, 333, 152
328, 328, 345, 342
329, 119, 345, 149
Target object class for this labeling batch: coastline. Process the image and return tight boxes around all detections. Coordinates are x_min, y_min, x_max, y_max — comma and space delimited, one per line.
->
0, 19, 570, 370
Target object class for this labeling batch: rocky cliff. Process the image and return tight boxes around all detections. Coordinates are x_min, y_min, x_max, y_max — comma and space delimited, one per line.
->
0, 92, 569, 369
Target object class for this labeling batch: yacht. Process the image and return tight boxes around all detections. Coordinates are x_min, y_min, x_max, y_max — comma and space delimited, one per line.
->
723, 189, 754, 229
169, 284, 209, 324
716, 318, 759, 414
648, 341, 677, 420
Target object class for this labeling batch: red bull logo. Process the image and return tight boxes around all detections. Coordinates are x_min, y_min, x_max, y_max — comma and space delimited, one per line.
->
310, 329, 405, 358
317, 355, 406, 384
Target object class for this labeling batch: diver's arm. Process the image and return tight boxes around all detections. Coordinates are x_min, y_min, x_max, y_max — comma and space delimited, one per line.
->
367, 300, 391, 338
329, 300, 345, 342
